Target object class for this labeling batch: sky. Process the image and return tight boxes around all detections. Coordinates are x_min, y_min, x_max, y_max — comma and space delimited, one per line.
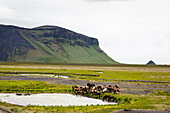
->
0, 0, 170, 64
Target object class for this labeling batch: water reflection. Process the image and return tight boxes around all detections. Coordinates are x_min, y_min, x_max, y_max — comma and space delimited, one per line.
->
18, 74, 69, 78
0, 93, 116, 106
97, 72, 103, 73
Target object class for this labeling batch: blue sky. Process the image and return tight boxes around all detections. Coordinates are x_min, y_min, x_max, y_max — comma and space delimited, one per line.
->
0, 0, 170, 64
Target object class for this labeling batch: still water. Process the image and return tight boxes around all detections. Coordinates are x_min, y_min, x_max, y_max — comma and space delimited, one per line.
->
18, 74, 69, 78
0, 93, 116, 106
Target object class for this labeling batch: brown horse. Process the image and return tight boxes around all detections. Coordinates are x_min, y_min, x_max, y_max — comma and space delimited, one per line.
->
114, 88, 120, 94
74, 87, 81, 91
115, 84, 119, 88
108, 96, 116, 102
107, 87, 114, 93
103, 95, 110, 101
87, 83, 95, 90
103, 95, 116, 102
95, 85, 103, 91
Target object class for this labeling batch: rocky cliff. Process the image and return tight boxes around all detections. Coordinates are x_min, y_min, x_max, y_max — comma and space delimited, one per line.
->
0, 24, 118, 64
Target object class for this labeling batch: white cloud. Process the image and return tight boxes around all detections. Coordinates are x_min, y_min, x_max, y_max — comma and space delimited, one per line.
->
0, 0, 170, 64
85, 0, 129, 2
0, 2, 15, 18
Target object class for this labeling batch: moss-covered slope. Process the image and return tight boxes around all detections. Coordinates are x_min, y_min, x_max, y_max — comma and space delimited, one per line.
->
0, 25, 119, 64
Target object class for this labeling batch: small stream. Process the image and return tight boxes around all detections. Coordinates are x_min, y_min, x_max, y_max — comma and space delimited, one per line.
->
0, 93, 116, 106
18, 74, 69, 78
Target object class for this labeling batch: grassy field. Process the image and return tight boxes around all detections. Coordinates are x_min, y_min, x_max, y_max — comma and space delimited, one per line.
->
0, 81, 71, 93
1, 62, 170, 71
0, 62, 169, 113
0, 65, 169, 82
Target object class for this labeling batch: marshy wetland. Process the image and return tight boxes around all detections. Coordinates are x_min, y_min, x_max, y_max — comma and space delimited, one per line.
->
0, 62, 169, 113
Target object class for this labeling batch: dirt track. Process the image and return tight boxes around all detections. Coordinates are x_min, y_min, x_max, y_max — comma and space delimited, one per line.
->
1, 65, 170, 72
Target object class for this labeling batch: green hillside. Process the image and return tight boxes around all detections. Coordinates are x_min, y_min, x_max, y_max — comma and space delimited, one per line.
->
0, 25, 119, 64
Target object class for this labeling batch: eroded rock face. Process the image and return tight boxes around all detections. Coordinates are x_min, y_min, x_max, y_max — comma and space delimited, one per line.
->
34, 25, 99, 47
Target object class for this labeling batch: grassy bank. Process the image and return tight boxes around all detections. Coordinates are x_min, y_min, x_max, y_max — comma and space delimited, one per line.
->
0, 81, 71, 93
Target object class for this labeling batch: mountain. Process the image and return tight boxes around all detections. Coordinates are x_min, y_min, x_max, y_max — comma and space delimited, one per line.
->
146, 60, 156, 65
0, 24, 119, 64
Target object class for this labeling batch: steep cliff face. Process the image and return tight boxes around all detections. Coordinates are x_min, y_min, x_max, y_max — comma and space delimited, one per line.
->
33, 26, 99, 47
0, 25, 119, 64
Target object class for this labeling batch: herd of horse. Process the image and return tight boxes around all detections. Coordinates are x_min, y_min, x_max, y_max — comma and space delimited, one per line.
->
72, 83, 120, 102
15, 83, 120, 102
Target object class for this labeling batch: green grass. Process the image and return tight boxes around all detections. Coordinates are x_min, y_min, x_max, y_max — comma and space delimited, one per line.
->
0, 81, 71, 93
62, 44, 118, 64
152, 91, 170, 96
11, 32, 119, 64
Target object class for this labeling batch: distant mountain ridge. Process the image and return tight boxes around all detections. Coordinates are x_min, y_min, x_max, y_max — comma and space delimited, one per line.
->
146, 60, 156, 65
0, 24, 119, 64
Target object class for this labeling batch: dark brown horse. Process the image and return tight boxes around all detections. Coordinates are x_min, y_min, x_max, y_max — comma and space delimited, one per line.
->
103, 95, 116, 102
95, 85, 103, 91
115, 84, 119, 88
108, 96, 116, 102
103, 95, 110, 101
82, 87, 88, 92
16, 93, 22, 96
87, 83, 95, 90
107, 87, 114, 93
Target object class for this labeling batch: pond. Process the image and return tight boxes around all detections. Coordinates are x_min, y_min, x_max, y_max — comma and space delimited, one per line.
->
97, 71, 103, 73
0, 93, 116, 106
18, 74, 69, 78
